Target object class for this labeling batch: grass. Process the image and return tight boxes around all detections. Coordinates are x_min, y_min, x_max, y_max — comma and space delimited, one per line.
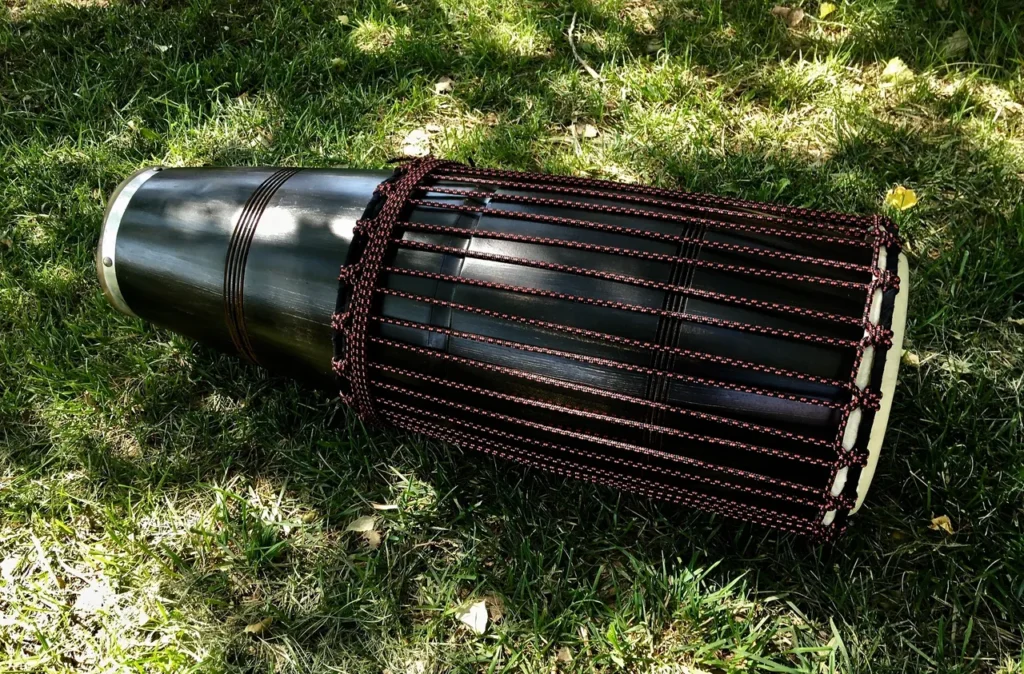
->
1, 0, 1023, 671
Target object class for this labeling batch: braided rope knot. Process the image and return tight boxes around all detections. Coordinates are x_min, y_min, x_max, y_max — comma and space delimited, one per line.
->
825, 493, 855, 512
338, 262, 361, 284
851, 388, 883, 411
870, 215, 901, 250
863, 324, 894, 349
331, 156, 456, 424
872, 269, 900, 293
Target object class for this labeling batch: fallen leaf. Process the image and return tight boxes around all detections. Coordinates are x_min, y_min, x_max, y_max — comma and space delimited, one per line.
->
434, 76, 454, 94
401, 128, 431, 157
337, 14, 349, 25
300, 511, 318, 523
555, 647, 573, 663
884, 185, 918, 211
457, 600, 488, 634
361, 530, 381, 549
771, 5, 805, 27
346, 515, 376, 532
881, 57, 913, 84
901, 351, 921, 368
372, 503, 399, 511
573, 123, 599, 138
941, 29, 970, 58
929, 515, 954, 535
244, 617, 273, 635
484, 595, 504, 623
819, 2, 836, 18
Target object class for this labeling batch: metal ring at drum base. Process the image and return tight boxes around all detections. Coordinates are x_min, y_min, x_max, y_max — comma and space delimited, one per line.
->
96, 167, 163, 318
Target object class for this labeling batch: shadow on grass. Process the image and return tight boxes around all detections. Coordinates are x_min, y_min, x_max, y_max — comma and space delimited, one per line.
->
1, 0, 1023, 671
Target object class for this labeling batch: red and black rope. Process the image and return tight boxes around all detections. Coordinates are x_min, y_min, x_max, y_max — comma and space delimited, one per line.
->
331, 158, 902, 541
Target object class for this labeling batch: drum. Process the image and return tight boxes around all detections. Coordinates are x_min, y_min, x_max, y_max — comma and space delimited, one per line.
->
98, 160, 909, 540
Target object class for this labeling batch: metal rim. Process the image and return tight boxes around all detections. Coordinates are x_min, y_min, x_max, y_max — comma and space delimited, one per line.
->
96, 167, 162, 317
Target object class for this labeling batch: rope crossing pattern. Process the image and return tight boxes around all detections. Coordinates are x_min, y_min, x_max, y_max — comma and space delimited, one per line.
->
331, 158, 903, 540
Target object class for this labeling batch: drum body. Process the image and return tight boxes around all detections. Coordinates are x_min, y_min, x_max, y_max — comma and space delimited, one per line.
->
99, 161, 908, 539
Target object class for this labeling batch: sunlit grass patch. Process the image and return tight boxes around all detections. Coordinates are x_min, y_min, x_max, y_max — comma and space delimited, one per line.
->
1, 0, 1022, 671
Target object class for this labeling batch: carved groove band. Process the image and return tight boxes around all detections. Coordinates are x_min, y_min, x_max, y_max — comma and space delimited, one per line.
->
224, 168, 300, 363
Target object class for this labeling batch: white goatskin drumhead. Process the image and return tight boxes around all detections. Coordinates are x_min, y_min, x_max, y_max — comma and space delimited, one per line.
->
851, 251, 910, 513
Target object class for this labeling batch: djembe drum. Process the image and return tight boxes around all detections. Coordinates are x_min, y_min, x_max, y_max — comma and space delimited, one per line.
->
98, 159, 909, 540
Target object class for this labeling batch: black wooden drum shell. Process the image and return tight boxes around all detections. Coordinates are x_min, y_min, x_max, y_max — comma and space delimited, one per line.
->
98, 164, 908, 539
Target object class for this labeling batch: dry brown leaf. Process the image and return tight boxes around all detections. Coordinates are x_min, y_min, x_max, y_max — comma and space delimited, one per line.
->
361, 530, 382, 549
457, 600, 488, 634
771, 6, 805, 27
434, 76, 454, 94
929, 515, 954, 535
555, 647, 573, 663
346, 515, 376, 532
244, 617, 273, 635
484, 595, 504, 623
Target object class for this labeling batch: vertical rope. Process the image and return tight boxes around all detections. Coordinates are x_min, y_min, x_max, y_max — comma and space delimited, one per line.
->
331, 157, 903, 541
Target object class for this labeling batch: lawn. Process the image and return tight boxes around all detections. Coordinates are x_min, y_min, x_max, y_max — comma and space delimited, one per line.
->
1, 0, 1022, 671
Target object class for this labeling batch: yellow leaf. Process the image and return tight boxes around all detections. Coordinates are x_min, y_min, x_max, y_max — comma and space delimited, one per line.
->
884, 185, 918, 211
929, 515, 954, 535
346, 515, 376, 532
361, 530, 381, 549
882, 57, 913, 83
819, 2, 836, 18
555, 647, 573, 663
901, 351, 921, 368
244, 617, 273, 635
